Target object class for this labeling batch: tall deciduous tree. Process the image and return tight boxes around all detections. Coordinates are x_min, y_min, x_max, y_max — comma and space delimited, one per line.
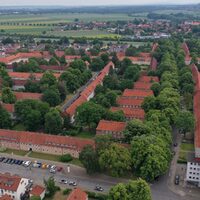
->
1, 87, 16, 104
0, 105, 12, 129
45, 108, 63, 134
99, 143, 131, 177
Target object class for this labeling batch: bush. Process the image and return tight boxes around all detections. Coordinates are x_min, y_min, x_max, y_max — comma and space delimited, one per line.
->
60, 154, 73, 163
86, 191, 108, 200
63, 188, 71, 195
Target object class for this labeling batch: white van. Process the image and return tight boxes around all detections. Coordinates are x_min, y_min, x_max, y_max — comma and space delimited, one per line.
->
23, 161, 31, 167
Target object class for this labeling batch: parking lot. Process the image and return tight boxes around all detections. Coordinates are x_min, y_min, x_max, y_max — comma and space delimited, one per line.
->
0, 154, 113, 193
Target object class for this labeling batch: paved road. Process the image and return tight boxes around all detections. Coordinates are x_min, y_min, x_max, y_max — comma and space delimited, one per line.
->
0, 152, 199, 200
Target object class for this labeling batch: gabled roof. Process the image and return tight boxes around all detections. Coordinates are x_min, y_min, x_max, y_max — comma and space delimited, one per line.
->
1, 103, 15, 113
0, 129, 95, 151
14, 92, 42, 100
67, 188, 88, 200
30, 185, 45, 196
0, 195, 12, 200
0, 173, 21, 192
138, 76, 159, 83
8, 72, 60, 80
122, 89, 153, 98
96, 120, 126, 132
111, 107, 145, 119
117, 97, 143, 106
134, 81, 152, 90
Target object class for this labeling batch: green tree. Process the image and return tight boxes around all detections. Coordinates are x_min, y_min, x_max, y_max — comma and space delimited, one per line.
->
76, 102, 106, 129
175, 111, 195, 135
99, 143, 131, 177
49, 57, 59, 65
109, 179, 152, 200
45, 108, 63, 134
40, 71, 57, 87
42, 88, 61, 107
30, 196, 41, 200
90, 57, 105, 71
123, 119, 150, 143
25, 110, 41, 131
44, 177, 57, 198
79, 145, 99, 174
1, 87, 16, 103
151, 82, 161, 96
0, 105, 12, 129
124, 65, 140, 81
69, 59, 86, 72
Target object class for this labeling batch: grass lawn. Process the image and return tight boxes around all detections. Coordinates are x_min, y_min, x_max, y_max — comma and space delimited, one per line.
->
3, 148, 28, 156
69, 158, 83, 167
178, 151, 187, 163
180, 143, 194, 151
28, 151, 61, 162
75, 131, 95, 139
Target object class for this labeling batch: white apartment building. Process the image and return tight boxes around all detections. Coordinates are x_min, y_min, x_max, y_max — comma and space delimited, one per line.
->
0, 173, 29, 200
186, 162, 200, 187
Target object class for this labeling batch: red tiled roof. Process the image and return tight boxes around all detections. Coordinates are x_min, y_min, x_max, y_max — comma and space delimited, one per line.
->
111, 107, 145, 120
181, 43, 190, 56
65, 62, 114, 117
134, 81, 152, 90
96, 120, 126, 132
117, 97, 143, 107
1, 103, 15, 113
14, 92, 42, 100
0, 129, 95, 152
55, 51, 65, 57
40, 65, 67, 71
8, 72, 60, 80
150, 57, 158, 71
0, 195, 12, 200
30, 185, 45, 196
190, 64, 200, 151
152, 43, 158, 52
0, 173, 21, 192
65, 55, 81, 60
67, 188, 87, 200
122, 89, 153, 98
138, 76, 159, 83
118, 56, 151, 63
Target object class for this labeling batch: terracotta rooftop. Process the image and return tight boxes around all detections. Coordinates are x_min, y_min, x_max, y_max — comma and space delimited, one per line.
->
0, 129, 95, 152
117, 97, 143, 107
1, 103, 15, 113
14, 92, 42, 100
67, 188, 88, 200
0, 173, 21, 192
8, 72, 60, 80
111, 107, 145, 119
96, 120, 126, 132
30, 185, 45, 197
134, 81, 152, 90
122, 89, 153, 98
65, 62, 114, 117
138, 76, 159, 83
181, 42, 190, 56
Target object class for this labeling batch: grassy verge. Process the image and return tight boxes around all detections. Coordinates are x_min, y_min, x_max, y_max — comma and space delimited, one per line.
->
12, 123, 26, 131
69, 158, 83, 167
180, 143, 194, 151
28, 151, 61, 162
3, 148, 28, 156
75, 131, 95, 139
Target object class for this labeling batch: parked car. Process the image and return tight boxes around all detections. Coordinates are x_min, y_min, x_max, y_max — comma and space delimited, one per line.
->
95, 186, 104, 192
175, 175, 180, 185
0, 157, 5, 162
23, 161, 31, 167
60, 179, 68, 184
69, 181, 77, 186
57, 166, 63, 172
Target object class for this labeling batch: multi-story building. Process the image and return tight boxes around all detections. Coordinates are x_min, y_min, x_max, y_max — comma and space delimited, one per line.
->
186, 162, 200, 187
0, 173, 29, 200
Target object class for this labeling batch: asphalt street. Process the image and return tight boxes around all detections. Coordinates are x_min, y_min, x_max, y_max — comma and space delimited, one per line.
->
0, 153, 199, 200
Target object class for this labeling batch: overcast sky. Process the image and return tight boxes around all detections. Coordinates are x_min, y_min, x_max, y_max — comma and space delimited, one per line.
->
0, 0, 199, 6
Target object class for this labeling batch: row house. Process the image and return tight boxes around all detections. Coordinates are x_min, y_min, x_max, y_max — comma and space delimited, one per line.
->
134, 81, 152, 91
122, 89, 153, 99
0, 173, 29, 200
8, 72, 60, 90
111, 107, 145, 121
150, 57, 158, 71
118, 55, 151, 65
30, 185, 45, 200
0, 129, 94, 158
138, 75, 159, 83
64, 62, 114, 123
117, 97, 143, 109
96, 120, 126, 139
1, 103, 15, 119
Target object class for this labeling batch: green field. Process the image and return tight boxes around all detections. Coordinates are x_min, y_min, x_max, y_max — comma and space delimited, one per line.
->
3, 148, 28, 156
0, 13, 138, 24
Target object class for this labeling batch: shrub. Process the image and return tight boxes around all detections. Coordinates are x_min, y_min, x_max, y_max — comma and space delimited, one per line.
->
63, 188, 71, 195
60, 154, 73, 163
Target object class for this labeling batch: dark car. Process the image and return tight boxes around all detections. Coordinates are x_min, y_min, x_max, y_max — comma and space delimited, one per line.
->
0, 157, 5, 162
95, 186, 104, 192
175, 175, 180, 185
4, 158, 9, 163
174, 143, 178, 147
18, 160, 23, 165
